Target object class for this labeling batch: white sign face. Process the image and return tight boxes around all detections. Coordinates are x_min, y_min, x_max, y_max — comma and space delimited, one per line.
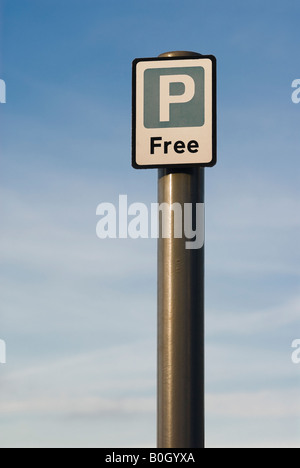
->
132, 56, 216, 169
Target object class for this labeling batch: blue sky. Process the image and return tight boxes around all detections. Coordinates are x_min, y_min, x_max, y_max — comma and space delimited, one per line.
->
0, 0, 299, 448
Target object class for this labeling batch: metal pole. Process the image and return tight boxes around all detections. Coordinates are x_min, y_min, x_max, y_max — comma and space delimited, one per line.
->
157, 51, 205, 449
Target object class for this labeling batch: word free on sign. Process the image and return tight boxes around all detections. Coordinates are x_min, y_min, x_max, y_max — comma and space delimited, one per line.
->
132, 55, 216, 169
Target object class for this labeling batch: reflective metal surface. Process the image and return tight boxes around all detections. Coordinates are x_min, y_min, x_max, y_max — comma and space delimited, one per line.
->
157, 51, 205, 449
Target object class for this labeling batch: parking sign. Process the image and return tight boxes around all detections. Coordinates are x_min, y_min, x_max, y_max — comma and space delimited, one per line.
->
132, 55, 216, 169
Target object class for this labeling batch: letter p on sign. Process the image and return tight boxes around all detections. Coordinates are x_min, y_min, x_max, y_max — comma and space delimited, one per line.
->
160, 75, 196, 122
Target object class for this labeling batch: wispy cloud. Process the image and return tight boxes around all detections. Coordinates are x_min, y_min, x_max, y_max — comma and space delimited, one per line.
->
207, 389, 300, 418
0, 396, 155, 419
207, 295, 300, 335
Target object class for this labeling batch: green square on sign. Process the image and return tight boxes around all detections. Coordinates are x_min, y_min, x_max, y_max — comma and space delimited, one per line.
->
144, 67, 205, 129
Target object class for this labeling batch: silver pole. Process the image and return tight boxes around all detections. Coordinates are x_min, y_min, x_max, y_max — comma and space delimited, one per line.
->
157, 51, 205, 449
